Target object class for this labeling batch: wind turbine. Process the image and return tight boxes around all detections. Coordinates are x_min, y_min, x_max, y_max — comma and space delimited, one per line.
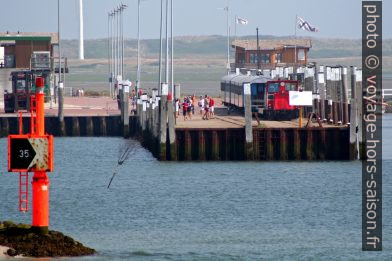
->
79, 0, 85, 60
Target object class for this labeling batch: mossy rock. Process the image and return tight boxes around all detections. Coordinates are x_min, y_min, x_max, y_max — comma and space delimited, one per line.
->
0, 221, 96, 258
16, 224, 31, 230
2, 221, 15, 228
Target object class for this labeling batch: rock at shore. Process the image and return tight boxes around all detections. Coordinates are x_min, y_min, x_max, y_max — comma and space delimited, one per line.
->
0, 221, 96, 258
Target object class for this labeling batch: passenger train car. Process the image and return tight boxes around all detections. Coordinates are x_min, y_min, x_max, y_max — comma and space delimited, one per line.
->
221, 73, 300, 120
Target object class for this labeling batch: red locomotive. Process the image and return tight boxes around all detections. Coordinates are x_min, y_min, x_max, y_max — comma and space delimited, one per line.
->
221, 74, 299, 120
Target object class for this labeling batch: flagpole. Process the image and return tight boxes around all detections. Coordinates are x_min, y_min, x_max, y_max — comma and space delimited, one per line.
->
294, 14, 297, 70
226, 0, 230, 75
234, 15, 237, 41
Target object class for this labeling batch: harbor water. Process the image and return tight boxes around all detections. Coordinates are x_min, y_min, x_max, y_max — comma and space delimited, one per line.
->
0, 115, 392, 260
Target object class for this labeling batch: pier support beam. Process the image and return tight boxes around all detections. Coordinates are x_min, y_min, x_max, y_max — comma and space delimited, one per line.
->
341, 67, 349, 124
243, 83, 254, 160
185, 130, 192, 161
167, 97, 177, 160
280, 129, 288, 160
293, 129, 301, 160
319, 129, 327, 160
86, 116, 94, 136
318, 66, 326, 121
159, 83, 168, 160
1, 117, 9, 137
355, 69, 364, 159
349, 66, 358, 160
211, 130, 219, 160
72, 117, 80, 136
123, 81, 130, 138
306, 129, 315, 160
266, 129, 273, 160
119, 85, 124, 122
58, 82, 65, 136
198, 131, 206, 161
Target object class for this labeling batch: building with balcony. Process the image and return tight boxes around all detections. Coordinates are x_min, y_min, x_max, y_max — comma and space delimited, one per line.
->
232, 38, 312, 70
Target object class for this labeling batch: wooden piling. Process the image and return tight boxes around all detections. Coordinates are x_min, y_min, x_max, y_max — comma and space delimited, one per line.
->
85, 116, 94, 136
349, 66, 358, 160
211, 130, 220, 160
1, 117, 9, 137
167, 100, 177, 160
306, 129, 314, 160
319, 129, 327, 160
198, 130, 206, 160
341, 67, 349, 124
159, 84, 168, 161
99, 116, 107, 136
244, 83, 254, 160
123, 82, 130, 138
280, 129, 288, 160
266, 129, 273, 160
293, 129, 301, 160
72, 117, 80, 136
184, 130, 192, 161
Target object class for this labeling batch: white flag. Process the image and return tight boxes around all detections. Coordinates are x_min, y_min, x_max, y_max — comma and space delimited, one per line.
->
236, 17, 248, 25
297, 16, 319, 32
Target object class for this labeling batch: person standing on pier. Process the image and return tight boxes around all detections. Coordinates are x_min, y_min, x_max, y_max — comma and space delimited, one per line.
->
199, 95, 204, 115
175, 98, 180, 118
187, 97, 192, 120
182, 98, 189, 121
209, 96, 215, 119
192, 94, 196, 115
202, 95, 209, 120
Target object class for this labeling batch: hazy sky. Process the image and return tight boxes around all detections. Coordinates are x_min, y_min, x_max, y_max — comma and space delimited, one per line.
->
1, 0, 391, 39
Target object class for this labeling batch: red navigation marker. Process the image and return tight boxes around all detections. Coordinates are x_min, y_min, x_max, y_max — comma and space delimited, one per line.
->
7, 76, 54, 234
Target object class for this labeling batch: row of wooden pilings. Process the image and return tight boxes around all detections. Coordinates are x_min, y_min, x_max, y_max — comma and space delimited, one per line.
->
0, 115, 353, 161
0, 115, 127, 137
298, 65, 364, 160
131, 84, 352, 161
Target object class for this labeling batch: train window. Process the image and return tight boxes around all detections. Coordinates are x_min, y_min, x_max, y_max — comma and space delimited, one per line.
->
251, 85, 257, 95
267, 83, 279, 93
285, 83, 297, 91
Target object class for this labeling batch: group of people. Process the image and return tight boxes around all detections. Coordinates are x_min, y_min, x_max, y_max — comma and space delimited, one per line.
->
199, 95, 215, 120
175, 94, 215, 121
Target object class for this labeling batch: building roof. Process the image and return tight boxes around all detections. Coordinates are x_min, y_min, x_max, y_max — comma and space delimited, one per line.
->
232, 38, 312, 51
0, 32, 59, 44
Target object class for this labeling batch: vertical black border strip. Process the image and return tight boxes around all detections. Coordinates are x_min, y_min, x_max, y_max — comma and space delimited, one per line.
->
362, 1, 382, 251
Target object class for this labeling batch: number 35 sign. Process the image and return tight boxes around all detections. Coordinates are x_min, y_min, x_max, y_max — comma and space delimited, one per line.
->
8, 135, 53, 172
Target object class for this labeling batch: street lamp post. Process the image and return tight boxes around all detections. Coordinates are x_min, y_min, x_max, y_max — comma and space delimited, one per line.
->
165, 0, 169, 85
58, 0, 64, 123
136, 0, 141, 95
218, 1, 231, 75
108, 12, 112, 98
226, 1, 230, 74
170, 0, 174, 96
158, 0, 163, 94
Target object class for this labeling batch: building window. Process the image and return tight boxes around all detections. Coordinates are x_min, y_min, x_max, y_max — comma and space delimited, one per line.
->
261, 54, 270, 64
276, 53, 282, 63
250, 53, 258, 64
298, 49, 305, 61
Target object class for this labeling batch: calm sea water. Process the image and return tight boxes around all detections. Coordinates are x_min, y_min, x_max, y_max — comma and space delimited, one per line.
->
0, 115, 392, 260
